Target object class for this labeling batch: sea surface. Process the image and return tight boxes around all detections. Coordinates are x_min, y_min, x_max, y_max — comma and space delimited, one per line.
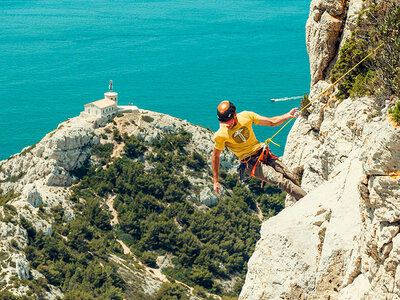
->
0, 0, 310, 160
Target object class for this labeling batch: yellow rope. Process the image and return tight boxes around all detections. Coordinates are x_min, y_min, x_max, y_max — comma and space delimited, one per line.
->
265, 42, 385, 148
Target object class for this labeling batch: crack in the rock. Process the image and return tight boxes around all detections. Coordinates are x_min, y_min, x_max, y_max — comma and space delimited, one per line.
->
322, 2, 350, 80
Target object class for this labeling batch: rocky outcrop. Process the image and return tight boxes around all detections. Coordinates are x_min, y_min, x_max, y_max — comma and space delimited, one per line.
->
306, 0, 365, 84
241, 0, 400, 298
0, 116, 100, 188
240, 150, 364, 299
240, 117, 400, 299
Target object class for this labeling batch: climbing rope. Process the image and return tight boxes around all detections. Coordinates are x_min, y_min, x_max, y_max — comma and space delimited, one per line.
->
265, 42, 385, 148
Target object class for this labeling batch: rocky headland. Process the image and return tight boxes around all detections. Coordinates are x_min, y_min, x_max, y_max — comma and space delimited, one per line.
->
0, 111, 237, 299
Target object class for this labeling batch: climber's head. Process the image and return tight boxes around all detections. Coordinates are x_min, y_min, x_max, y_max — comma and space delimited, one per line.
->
217, 101, 237, 128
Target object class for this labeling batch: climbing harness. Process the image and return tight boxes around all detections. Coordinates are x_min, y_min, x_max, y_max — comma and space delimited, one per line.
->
265, 42, 385, 148
240, 145, 278, 187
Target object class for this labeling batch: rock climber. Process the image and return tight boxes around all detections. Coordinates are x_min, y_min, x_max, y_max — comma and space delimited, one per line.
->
212, 100, 307, 201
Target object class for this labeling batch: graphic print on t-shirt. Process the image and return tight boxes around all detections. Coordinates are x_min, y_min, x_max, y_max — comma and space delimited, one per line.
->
232, 127, 250, 143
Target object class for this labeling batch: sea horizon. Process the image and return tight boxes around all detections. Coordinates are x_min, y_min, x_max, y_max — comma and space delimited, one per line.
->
0, 0, 310, 160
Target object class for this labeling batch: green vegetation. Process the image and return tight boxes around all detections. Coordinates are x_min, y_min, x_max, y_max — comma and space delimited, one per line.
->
1, 203, 18, 223
91, 143, 114, 165
113, 128, 122, 142
0, 172, 25, 183
23, 199, 125, 298
0, 290, 34, 300
155, 282, 189, 300
0, 189, 19, 206
389, 101, 400, 125
123, 135, 147, 159
142, 115, 155, 123
238, 175, 285, 218
21, 143, 37, 156
330, 2, 400, 100
22, 130, 286, 298
300, 94, 311, 117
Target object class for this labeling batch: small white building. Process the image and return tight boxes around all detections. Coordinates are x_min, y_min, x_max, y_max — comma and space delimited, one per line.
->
84, 98, 117, 117
82, 81, 139, 119
83, 81, 118, 117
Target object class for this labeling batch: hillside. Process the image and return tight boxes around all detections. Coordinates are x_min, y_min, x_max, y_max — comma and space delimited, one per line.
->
0, 110, 287, 299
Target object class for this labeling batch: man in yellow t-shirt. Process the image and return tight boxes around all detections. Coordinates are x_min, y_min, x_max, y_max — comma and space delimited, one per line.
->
212, 101, 306, 201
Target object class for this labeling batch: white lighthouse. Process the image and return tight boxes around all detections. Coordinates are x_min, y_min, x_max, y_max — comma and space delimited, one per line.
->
104, 80, 118, 104
83, 80, 118, 117
82, 80, 138, 119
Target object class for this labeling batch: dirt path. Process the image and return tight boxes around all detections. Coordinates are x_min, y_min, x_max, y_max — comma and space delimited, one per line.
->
116, 238, 168, 282
110, 114, 144, 159
111, 142, 125, 159
255, 201, 264, 222
106, 195, 119, 226
110, 118, 126, 159
106, 193, 169, 283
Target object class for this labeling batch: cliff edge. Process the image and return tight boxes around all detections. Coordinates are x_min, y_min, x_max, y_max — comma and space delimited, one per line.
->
240, 0, 400, 299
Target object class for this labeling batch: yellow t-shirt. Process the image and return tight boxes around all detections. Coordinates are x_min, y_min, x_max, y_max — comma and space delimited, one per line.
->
214, 111, 262, 161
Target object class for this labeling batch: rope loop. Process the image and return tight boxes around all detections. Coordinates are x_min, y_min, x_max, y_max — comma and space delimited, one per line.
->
265, 138, 281, 148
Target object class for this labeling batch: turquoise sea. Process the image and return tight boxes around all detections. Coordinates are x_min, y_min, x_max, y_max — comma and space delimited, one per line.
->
0, 0, 310, 160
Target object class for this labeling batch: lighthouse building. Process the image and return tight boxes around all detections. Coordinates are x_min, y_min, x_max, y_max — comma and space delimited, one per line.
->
82, 81, 138, 119
84, 82, 118, 117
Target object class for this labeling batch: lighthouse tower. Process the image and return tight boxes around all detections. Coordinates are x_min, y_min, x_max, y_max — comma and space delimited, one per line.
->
104, 80, 118, 105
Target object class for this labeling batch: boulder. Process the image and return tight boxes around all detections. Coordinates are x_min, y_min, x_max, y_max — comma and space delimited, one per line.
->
22, 184, 42, 208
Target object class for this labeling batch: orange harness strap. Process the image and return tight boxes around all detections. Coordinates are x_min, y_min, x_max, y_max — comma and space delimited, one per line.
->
241, 145, 277, 188
250, 147, 268, 188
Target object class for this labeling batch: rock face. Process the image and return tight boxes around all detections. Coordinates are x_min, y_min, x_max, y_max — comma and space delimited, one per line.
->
0, 116, 100, 188
240, 0, 400, 298
306, 0, 365, 84
0, 115, 102, 299
241, 119, 400, 299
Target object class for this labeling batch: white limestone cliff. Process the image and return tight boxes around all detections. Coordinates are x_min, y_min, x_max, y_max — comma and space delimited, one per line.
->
306, 0, 365, 84
240, 0, 400, 299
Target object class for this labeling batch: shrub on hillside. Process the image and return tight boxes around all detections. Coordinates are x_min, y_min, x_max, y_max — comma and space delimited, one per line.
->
113, 128, 122, 142
0, 189, 19, 206
155, 282, 189, 300
330, 2, 400, 100
300, 94, 311, 117
186, 151, 206, 171
141, 115, 154, 123
389, 101, 400, 125
91, 143, 114, 165
123, 135, 147, 159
